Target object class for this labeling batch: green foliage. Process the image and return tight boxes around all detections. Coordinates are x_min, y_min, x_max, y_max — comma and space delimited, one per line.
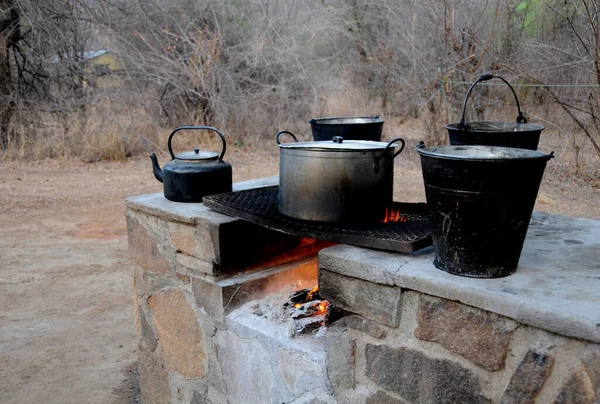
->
514, 0, 557, 37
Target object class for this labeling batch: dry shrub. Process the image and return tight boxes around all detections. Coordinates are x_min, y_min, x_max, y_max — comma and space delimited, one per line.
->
1, 100, 161, 162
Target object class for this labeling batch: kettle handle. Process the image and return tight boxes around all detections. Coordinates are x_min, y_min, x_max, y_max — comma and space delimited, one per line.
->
167, 126, 227, 161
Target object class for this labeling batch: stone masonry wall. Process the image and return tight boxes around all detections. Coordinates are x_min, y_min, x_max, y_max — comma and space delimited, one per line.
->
319, 269, 600, 404
127, 190, 600, 404
126, 192, 335, 404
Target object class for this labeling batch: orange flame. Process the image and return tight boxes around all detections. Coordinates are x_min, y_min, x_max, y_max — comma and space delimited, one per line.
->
314, 301, 329, 316
306, 285, 319, 301
382, 206, 408, 223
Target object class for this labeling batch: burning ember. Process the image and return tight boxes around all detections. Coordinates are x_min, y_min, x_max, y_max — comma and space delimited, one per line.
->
382, 206, 408, 223
283, 285, 345, 336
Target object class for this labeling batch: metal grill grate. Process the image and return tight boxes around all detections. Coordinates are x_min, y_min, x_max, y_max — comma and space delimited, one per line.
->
202, 186, 432, 253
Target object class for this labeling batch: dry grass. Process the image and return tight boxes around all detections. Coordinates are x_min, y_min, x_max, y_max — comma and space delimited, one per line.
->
1, 84, 598, 187
2, 102, 161, 162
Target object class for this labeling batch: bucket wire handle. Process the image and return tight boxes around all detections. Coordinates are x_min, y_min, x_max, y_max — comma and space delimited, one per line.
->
168, 126, 227, 161
275, 130, 298, 145
459, 73, 527, 131
374, 137, 405, 172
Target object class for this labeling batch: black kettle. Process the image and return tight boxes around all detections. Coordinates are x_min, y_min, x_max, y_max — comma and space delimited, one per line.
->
150, 126, 232, 203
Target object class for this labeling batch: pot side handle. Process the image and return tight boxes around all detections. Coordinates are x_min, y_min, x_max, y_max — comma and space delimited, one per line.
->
276, 130, 299, 145
374, 137, 405, 172
379, 137, 406, 160
168, 126, 227, 161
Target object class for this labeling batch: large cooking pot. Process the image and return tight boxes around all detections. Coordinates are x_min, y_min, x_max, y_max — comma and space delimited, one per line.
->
445, 73, 544, 150
275, 131, 405, 223
277, 115, 384, 142
149, 126, 232, 202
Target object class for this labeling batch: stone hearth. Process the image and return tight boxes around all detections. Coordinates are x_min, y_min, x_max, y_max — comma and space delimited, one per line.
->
126, 177, 600, 404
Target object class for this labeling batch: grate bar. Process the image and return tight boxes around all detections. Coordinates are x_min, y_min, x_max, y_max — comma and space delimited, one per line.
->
202, 186, 432, 253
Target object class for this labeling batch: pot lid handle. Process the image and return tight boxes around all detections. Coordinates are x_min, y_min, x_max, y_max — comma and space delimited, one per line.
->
168, 126, 227, 161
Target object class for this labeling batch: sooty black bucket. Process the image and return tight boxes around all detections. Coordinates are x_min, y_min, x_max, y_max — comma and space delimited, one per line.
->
445, 73, 544, 150
417, 142, 554, 278
309, 115, 384, 141
275, 116, 385, 144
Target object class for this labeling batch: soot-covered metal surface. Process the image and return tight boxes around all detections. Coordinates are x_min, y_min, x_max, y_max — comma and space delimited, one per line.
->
202, 186, 431, 253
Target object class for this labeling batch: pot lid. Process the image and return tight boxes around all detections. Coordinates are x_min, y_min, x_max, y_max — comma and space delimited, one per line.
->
176, 148, 219, 160
278, 137, 397, 151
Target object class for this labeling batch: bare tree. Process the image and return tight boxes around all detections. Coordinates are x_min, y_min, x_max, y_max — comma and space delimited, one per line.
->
0, 0, 19, 147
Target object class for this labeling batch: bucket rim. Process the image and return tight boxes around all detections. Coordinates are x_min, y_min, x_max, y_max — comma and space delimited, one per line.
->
416, 143, 553, 161
445, 120, 545, 133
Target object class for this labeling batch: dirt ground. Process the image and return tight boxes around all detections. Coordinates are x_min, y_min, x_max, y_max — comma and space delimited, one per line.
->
1, 141, 599, 404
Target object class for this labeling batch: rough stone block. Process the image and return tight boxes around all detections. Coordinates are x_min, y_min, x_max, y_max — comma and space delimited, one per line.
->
139, 304, 158, 352
169, 375, 221, 404
175, 252, 215, 275
213, 329, 274, 403
325, 320, 356, 392
288, 393, 337, 404
319, 269, 402, 327
365, 390, 404, 404
132, 277, 141, 335
583, 351, 600, 391
190, 389, 223, 404
138, 344, 170, 404
344, 315, 388, 339
192, 257, 318, 320
553, 351, 600, 403
500, 347, 554, 404
148, 289, 206, 378
169, 221, 215, 263
277, 348, 329, 398
415, 294, 517, 371
176, 272, 191, 284
365, 344, 489, 403
132, 265, 186, 296
127, 212, 169, 274
553, 363, 596, 403
190, 391, 207, 404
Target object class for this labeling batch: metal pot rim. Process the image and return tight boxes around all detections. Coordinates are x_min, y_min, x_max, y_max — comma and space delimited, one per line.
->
278, 139, 397, 151
445, 121, 545, 133
309, 116, 384, 125
416, 144, 552, 161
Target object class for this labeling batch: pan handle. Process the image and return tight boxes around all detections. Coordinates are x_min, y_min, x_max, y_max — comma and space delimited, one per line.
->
458, 73, 527, 131
275, 130, 299, 145
374, 137, 405, 172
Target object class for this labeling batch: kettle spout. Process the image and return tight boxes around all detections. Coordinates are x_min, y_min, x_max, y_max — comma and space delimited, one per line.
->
149, 153, 164, 183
